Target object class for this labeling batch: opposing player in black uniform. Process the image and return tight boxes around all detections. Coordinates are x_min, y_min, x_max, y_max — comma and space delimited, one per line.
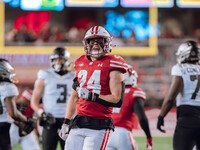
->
157, 40, 200, 150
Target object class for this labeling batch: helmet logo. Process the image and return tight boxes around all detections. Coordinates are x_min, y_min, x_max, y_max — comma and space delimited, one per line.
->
91, 26, 99, 35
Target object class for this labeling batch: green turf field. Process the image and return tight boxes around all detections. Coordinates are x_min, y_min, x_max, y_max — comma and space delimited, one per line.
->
13, 136, 173, 150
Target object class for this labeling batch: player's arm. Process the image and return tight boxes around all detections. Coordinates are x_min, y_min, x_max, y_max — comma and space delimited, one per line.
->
160, 76, 182, 117
5, 96, 27, 122
157, 76, 183, 132
30, 79, 44, 116
134, 98, 151, 138
59, 89, 79, 141
64, 89, 79, 120
100, 70, 124, 103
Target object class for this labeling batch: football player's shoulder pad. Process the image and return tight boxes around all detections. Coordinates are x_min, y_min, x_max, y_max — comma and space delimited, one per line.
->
133, 87, 146, 101
37, 69, 51, 79
171, 64, 182, 76
4, 82, 19, 97
74, 55, 87, 68
108, 54, 128, 73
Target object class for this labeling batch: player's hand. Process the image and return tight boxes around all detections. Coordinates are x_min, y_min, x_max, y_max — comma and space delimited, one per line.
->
18, 117, 36, 137
157, 115, 166, 133
39, 112, 56, 128
58, 124, 69, 141
146, 138, 153, 150
77, 88, 93, 100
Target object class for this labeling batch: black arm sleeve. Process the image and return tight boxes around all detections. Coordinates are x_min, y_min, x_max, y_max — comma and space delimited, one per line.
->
94, 81, 125, 107
134, 98, 152, 138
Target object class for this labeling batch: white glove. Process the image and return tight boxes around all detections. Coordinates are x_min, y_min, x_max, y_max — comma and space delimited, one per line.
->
58, 124, 69, 141
77, 88, 90, 99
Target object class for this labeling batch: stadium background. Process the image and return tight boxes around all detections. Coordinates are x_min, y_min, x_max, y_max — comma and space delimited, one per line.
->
1, 0, 200, 149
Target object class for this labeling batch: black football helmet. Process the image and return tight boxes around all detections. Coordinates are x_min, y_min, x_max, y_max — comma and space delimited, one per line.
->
50, 47, 71, 72
0, 59, 17, 83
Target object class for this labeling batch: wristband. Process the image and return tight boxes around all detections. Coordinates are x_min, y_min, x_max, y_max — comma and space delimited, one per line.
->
88, 92, 99, 101
37, 108, 44, 117
63, 118, 71, 125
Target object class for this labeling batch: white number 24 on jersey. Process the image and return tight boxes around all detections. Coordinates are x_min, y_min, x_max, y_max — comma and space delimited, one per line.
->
78, 70, 101, 94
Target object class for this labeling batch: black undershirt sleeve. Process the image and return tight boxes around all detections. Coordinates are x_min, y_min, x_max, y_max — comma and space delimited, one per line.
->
134, 98, 152, 138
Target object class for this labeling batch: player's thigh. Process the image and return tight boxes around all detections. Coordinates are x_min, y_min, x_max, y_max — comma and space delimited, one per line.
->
42, 127, 58, 150
195, 128, 200, 150
0, 123, 11, 150
173, 125, 195, 150
65, 128, 85, 150
83, 128, 113, 150
107, 128, 136, 150
106, 129, 119, 150
20, 131, 41, 150
9, 123, 20, 147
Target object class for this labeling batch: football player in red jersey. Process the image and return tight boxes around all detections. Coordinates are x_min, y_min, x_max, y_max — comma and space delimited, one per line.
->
59, 26, 128, 150
9, 89, 40, 150
106, 65, 153, 150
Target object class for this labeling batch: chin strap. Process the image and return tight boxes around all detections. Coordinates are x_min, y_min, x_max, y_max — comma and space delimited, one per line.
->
55, 70, 68, 76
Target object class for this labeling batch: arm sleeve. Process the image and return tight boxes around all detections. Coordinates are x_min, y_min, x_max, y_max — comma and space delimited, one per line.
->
134, 98, 152, 138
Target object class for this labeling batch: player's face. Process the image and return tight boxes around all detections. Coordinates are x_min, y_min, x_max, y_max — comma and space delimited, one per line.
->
52, 58, 66, 71
89, 37, 104, 58
52, 58, 65, 64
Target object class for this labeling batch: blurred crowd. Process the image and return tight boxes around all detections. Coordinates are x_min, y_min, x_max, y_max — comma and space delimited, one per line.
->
5, 21, 200, 46
5, 24, 87, 45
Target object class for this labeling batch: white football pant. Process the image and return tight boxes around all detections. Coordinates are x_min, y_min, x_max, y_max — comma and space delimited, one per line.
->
9, 123, 41, 150
65, 128, 113, 150
106, 127, 138, 150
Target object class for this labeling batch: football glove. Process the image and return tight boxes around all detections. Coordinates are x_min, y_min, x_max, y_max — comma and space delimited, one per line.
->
18, 117, 36, 137
146, 138, 153, 150
59, 124, 70, 141
77, 88, 99, 101
157, 115, 166, 133
39, 112, 56, 128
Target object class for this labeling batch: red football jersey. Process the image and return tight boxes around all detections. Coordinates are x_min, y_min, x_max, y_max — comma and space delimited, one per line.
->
112, 86, 146, 130
21, 89, 34, 117
74, 55, 127, 119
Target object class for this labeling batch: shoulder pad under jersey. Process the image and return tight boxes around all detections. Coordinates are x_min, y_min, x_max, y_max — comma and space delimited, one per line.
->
132, 87, 146, 101
4, 82, 19, 98
108, 55, 128, 73
171, 64, 182, 76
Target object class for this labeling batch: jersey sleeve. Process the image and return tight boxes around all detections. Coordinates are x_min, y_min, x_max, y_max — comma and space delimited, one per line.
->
133, 88, 146, 101
21, 89, 32, 102
109, 55, 128, 73
74, 55, 86, 78
4, 83, 19, 98
37, 69, 48, 80
171, 64, 182, 76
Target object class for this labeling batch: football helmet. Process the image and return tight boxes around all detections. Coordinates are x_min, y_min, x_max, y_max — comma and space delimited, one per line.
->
124, 65, 138, 87
0, 59, 17, 83
176, 40, 200, 64
50, 47, 71, 72
83, 26, 112, 58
